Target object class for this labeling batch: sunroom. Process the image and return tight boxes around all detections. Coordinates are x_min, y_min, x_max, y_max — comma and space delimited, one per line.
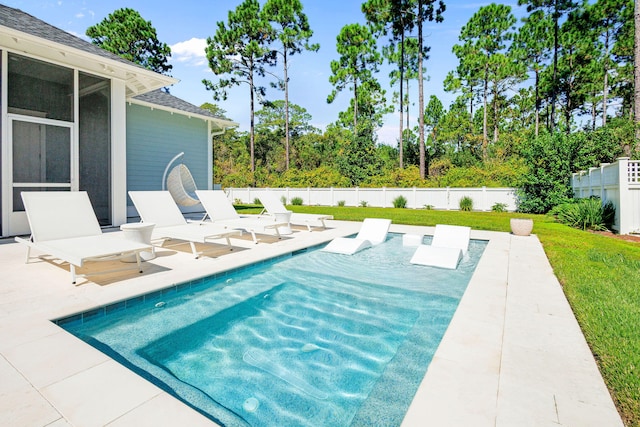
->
0, 5, 235, 237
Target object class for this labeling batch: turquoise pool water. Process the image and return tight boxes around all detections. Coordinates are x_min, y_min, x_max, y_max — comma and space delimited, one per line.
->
59, 234, 486, 426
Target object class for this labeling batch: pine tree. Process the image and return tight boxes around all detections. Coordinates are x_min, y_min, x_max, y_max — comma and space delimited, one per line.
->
203, 0, 276, 174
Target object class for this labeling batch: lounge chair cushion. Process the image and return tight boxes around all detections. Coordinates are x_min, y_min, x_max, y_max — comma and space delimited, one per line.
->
129, 191, 190, 227
410, 245, 463, 269
432, 224, 471, 254
22, 191, 102, 241
322, 218, 391, 255
409, 224, 471, 269
322, 238, 372, 255
354, 218, 391, 245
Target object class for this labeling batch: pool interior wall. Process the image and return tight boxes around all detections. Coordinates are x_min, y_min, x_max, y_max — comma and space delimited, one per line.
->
57, 234, 487, 427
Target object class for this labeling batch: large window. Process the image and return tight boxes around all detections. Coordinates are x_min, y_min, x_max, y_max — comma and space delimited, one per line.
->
8, 53, 73, 121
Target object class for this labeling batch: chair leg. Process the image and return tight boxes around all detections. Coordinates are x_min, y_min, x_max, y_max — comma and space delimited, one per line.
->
70, 265, 77, 285
189, 241, 200, 258
136, 252, 143, 273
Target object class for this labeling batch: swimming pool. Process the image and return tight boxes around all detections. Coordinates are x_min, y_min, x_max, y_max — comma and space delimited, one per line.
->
58, 234, 486, 426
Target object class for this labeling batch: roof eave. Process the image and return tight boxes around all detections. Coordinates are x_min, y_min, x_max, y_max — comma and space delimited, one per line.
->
128, 97, 239, 130
0, 25, 178, 96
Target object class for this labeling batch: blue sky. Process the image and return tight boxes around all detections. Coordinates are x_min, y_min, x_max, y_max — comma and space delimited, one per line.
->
4, 0, 525, 145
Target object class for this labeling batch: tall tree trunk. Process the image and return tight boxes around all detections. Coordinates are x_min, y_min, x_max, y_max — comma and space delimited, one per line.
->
399, 31, 405, 169
406, 79, 410, 130
353, 79, 358, 137
603, 28, 609, 127
284, 50, 290, 170
551, 0, 559, 132
493, 82, 499, 143
482, 64, 489, 158
469, 84, 474, 119
418, 0, 426, 179
249, 65, 255, 175
534, 69, 540, 137
634, 0, 640, 151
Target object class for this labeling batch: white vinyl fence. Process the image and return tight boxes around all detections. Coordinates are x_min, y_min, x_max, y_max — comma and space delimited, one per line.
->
572, 157, 640, 235
226, 187, 518, 212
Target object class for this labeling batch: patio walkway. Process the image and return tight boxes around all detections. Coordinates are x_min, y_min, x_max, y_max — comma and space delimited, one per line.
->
0, 221, 624, 426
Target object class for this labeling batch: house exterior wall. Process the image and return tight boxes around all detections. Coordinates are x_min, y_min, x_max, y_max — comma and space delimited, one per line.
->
126, 103, 210, 216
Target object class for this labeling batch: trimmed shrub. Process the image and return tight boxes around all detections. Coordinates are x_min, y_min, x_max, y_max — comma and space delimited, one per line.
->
392, 195, 408, 208
492, 202, 508, 212
291, 197, 303, 206
359, 200, 369, 207
337, 200, 346, 207
551, 197, 615, 231
459, 196, 473, 211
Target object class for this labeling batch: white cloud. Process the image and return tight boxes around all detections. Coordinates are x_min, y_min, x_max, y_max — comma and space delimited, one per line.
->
377, 125, 400, 147
171, 37, 207, 66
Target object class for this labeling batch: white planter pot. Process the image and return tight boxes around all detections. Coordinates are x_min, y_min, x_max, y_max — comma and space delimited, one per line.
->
510, 218, 533, 236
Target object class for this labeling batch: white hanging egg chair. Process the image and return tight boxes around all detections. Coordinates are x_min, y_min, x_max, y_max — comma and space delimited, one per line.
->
162, 152, 201, 207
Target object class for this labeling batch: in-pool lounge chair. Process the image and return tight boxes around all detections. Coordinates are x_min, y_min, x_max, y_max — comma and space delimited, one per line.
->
410, 224, 471, 269
322, 218, 391, 255
15, 191, 152, 284
257, 191, 333, 231
195, 190, 288, 244
128, 191, 241, 258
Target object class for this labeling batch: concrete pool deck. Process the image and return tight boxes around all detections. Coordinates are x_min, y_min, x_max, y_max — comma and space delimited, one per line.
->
0, 221, 624, 426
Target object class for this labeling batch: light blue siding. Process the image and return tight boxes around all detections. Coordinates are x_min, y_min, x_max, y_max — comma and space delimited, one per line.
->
126, 104, 209, 196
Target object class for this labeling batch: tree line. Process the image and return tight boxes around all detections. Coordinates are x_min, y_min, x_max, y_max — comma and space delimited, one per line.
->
88, 1, 639, 213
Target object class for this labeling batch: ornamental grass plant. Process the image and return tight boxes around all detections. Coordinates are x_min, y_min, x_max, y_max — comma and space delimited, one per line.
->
551, 197, 616, 231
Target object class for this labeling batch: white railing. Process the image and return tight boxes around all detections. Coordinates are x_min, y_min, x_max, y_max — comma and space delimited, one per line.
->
226, 186, 518, 212
572, 157, 640, 235
628, 160, 640, 184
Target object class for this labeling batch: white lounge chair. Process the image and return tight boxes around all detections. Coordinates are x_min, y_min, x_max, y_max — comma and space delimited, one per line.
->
322, 218, 391, 255
15, 191, 152, 284
410, 224, 471, 269
195, 190, 288, 244
128, 191, 241, 258
257, 191, 333, 231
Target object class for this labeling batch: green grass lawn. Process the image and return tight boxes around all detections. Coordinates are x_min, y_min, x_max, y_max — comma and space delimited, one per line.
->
281, 205, 640, 426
